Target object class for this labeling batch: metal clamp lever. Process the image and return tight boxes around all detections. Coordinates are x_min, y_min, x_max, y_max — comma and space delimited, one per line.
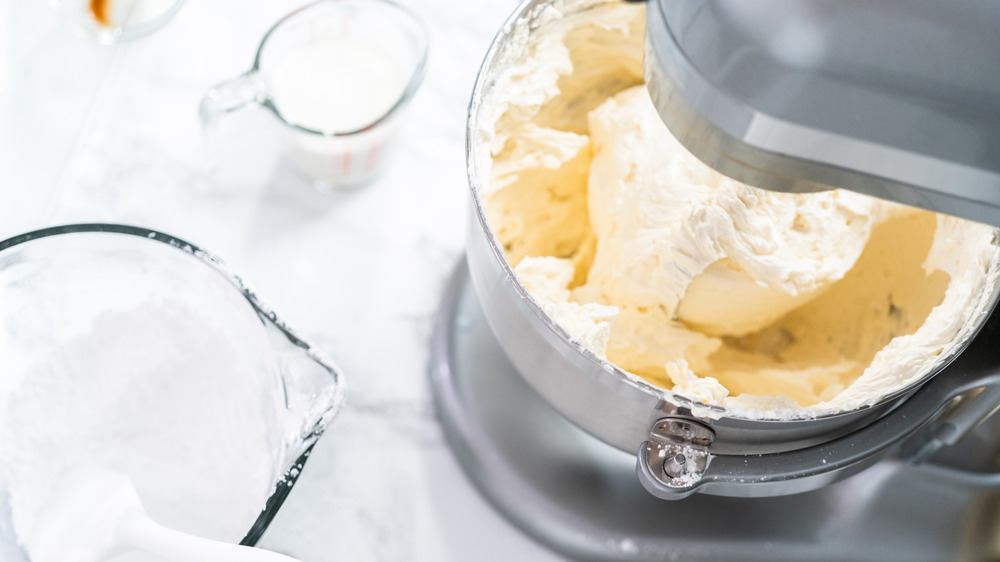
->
636, 366, 1000, 499
900, 380, 1000, 464
636, 417, 714, 500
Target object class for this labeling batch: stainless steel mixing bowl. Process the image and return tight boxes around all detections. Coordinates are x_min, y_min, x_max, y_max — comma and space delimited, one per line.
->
464, 0, 1000, 498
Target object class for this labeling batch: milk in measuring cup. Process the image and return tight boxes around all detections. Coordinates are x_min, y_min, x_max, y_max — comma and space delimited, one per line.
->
268, 36, 408, 188
269, 36, 407, 133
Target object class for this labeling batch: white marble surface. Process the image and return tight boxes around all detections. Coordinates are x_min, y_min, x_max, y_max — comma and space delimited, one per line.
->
0, 0, 563, 560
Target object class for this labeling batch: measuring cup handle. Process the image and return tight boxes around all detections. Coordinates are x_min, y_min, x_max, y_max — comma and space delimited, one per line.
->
199, 71, 265, 127
199, 71, 266, 167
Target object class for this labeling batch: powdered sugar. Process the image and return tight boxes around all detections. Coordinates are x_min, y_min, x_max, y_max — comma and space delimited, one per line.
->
0, 234, 289, 560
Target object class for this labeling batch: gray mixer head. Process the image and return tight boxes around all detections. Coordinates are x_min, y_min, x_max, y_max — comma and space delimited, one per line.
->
643, 0, 1000, 226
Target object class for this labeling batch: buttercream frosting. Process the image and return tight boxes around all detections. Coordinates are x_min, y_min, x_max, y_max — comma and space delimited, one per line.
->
477, 0, 1000, 416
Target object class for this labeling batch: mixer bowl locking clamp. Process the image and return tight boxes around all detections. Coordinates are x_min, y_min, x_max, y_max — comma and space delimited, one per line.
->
634, 361, 1000, 499
637, 418, 714, 499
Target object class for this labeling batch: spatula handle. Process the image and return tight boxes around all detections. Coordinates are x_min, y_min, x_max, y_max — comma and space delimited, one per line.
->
118, 511, 301, 562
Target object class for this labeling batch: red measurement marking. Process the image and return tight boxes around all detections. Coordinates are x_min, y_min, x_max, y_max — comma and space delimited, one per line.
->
365, 140, 381, 172
342, 148, 352, 177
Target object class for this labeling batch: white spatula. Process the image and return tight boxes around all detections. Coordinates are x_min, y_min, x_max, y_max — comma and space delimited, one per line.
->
27, 467, 299, 562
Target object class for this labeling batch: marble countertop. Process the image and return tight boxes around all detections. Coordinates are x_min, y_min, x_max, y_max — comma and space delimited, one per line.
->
0, 0, 562, 559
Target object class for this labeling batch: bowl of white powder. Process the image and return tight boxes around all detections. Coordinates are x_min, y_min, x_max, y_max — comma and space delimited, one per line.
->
0, 224, 345, 560
464, 0, 1000, 455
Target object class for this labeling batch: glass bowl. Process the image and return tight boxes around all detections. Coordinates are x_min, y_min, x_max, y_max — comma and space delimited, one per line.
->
0, 224, 344, 556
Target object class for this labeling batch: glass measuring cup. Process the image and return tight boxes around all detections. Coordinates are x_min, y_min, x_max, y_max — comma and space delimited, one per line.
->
200, 0, 430, 190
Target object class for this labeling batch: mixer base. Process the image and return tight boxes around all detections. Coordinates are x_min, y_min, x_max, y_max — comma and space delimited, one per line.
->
430, 258, 1000, 562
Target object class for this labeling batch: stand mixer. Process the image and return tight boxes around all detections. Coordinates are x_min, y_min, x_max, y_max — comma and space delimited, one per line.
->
431, 0, 1000, 559
637, 0, 1000, 499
